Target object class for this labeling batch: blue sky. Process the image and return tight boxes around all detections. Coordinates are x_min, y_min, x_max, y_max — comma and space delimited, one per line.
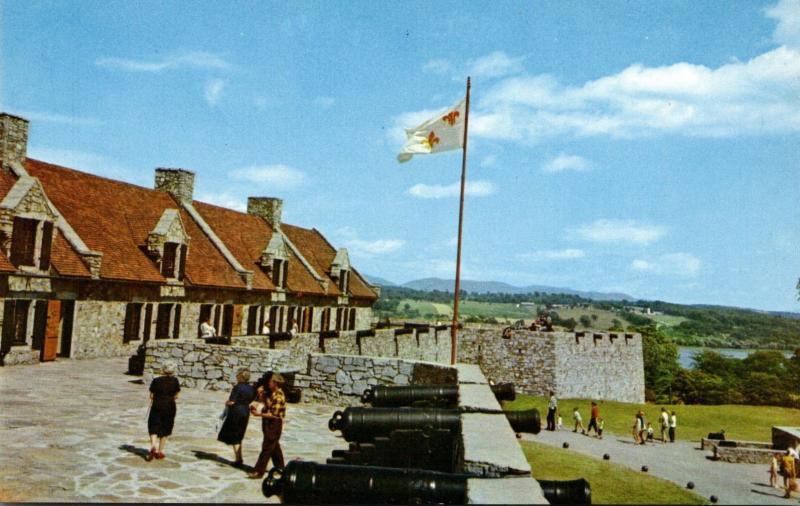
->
2, 1, 799, 311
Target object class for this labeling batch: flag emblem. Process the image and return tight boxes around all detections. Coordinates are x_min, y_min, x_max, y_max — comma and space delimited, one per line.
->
397, 97, 466, 163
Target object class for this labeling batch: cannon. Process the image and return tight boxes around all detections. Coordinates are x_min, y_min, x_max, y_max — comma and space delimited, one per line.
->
539, 478, 592, 505
254, 370, 302, 404
329, 407, 540, 442
326, 428, 460, 473
262, 460, 469, 504
360, 382, 516, 407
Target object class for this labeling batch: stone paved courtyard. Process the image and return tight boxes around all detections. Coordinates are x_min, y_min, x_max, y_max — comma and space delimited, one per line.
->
0, 357, 343, 502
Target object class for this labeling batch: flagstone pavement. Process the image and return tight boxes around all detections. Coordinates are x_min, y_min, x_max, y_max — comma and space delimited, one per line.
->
0, 357, 344, 502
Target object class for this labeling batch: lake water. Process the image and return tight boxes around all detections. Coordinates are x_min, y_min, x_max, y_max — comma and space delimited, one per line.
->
678, 346, 794, 369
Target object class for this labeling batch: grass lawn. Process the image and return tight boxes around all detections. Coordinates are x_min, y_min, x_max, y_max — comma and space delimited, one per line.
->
504, 394, 800, 442
522, 440, 707, 504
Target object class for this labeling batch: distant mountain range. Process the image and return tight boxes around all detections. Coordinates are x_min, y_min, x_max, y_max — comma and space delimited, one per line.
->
363, 275, 633, 302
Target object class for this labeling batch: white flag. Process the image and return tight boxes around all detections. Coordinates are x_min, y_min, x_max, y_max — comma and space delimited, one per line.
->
397, 98, 466, 163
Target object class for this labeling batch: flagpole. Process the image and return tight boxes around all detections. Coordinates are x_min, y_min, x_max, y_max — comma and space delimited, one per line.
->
450, 76, 471, 365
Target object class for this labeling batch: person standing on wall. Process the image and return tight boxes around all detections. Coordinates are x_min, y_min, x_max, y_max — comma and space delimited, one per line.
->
146, 361, 180, 461
668, 410, 677, 443
217, 368, 257, 467
546, 391, 558, 431
587, 401, 600, 438
248, 373, 287, 479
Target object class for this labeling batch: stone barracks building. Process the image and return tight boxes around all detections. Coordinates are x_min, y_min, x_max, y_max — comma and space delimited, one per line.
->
0, 113, 378, 366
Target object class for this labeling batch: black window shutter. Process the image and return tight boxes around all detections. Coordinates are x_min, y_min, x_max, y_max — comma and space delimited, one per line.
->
177, 244, 187, 281
38, 222, 54, 271
172, 305, 182, 339
2, 300, 16, 353
143, 304, 153, 342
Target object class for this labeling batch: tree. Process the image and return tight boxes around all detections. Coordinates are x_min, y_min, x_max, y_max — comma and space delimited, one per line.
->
579, 315, 592, 328
636, 324, 680, 403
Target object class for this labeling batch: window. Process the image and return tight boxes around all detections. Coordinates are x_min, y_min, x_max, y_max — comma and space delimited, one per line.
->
31, 300, 47, 351
177, 244, 187, 281
301, 307, 314, 333
222, 304, 234, 337
10, 217, 37, 266
246, 305, 260, 335
10, 218, 54, 270
335, 308, 344, 331
348, 308, 357, 330
320, 307, 331, 332
161, 242, 178, 277
172, 305, 182, 339
156, 304, 173, 339
269, 305, 285, 333
2, 299, 31, 350
338, 270, 350, 293
143, 304, 153, 342
198, 304, 213, 338
272, 258, 288, 289
123, 303, 143, 343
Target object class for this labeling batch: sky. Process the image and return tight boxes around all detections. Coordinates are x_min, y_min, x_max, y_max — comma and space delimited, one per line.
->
1, 1, 799, 311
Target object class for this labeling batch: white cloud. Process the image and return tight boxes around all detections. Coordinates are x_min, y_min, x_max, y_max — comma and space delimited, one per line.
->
423, 51, 524, 80
95, 50, 233, 72
314, 96, 336, 109
229, 165, 306, 188
573, 219, 666, 245
408, 180, 496, 199
631, 252, 701, 277
766, 0, 800, 48
9, 110, 102, 127
204, 79, 227, 105
195, 191, 247, 212
468, 51, 525, 79
519, 248, 586, 260
542, 154, 592, 173
470, 45, 800, 140
334, 227, 405, 257
480, 155, 497, 167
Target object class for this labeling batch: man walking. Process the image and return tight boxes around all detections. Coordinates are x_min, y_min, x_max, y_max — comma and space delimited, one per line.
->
546, 391, 557, 431
587, 401, 601, 437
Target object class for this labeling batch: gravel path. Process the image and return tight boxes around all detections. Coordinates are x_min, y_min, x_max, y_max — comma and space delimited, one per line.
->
525, 428, 797, 505
0, 357, 344, 502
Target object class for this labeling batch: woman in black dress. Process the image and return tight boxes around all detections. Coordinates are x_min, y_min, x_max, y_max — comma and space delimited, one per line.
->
147, 361, 180, 461
217, 368, 256, 466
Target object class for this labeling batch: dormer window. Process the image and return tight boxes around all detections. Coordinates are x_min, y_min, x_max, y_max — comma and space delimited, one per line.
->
337, 269, 350, 292
160, 242, 187, 280
10, 216, 53, 270
272, 258, 288, 289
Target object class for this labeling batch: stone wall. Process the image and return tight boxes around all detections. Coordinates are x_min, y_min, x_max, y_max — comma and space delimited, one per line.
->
143, 340, 291, 390
72, 300, 138, 359
555, 332, 644, 403
294, 354, 457, 405
457, 327, 645, 403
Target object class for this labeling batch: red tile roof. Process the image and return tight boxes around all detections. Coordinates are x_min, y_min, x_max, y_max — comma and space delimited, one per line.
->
25, 159, 245, 289
50, 229, 91, 278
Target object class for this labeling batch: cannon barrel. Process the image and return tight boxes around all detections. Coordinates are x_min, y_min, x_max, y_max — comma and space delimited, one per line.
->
538, 478, 592, 505
361, 383, 516, 406
329, 407, 540, 441
262, 461, 468, 504
329, 407, 462, 442
505, 409, 541, 434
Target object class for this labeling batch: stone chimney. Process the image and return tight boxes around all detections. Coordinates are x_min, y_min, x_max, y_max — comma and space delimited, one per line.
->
0, 113, 29, 168
247, 197, 283, 230
155, 168, 195, 204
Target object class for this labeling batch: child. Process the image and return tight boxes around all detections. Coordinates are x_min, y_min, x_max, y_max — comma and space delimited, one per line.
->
573, 407, 586, 434
770, 453, 780, 489
597, 417, 604, 439
646, 422, 654, 442
556, 412, 563, 431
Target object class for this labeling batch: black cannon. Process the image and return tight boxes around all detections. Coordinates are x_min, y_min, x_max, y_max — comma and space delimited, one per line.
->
329, 407, 462, 442
326, 428, 460, 473
539, 478, 592, 505
254, 370, 302, 404
361, 382, 516, 407
262, 460, 469, 504
706, 430, 726, 441
329, 407, 540, 442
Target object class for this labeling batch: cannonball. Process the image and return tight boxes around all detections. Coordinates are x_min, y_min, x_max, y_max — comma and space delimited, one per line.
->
641, 465, 648, 472
709, 495, 718, 503
515, 432, 522, 439
686, 482, 695, 490
562, 442, 570, 449
603, 453, 610, 460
